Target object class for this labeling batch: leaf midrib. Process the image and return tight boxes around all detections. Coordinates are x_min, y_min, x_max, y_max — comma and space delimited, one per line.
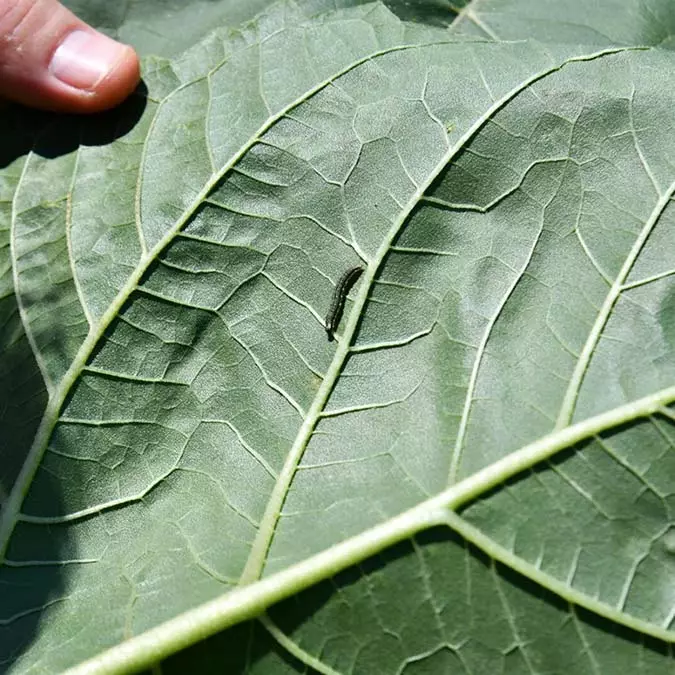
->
64, 384, 675, 675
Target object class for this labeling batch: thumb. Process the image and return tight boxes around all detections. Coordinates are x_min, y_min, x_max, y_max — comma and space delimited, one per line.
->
0, 0, 140, 113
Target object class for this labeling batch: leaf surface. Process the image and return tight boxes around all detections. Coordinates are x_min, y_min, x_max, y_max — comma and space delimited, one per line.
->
1, 1, 675, 674
60, 0, 461, 56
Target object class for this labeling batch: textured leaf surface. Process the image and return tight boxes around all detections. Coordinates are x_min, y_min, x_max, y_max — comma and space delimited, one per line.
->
61, 0, 460, 56
449, 0, 675, 46
2, 1, 675, 674
61, 0, 276, 55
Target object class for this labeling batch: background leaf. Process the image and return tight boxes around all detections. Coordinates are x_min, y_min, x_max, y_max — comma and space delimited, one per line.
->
2, 1, 675, 674
60, 0, 461, 57
449, 0, 675, 47
62, 0, 278, 56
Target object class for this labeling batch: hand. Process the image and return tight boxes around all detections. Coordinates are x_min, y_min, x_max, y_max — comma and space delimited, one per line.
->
0, 0, 140, 113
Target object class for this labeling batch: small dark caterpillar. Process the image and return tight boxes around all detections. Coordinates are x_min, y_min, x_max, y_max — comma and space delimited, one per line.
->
325, 265, 364, 342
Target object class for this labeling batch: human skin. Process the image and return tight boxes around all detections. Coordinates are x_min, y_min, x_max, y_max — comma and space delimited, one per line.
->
0, 0, 140, 113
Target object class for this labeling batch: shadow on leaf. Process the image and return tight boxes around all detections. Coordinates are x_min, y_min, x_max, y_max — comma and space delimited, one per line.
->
0, 82, 147, 168
0, 83, 148, 674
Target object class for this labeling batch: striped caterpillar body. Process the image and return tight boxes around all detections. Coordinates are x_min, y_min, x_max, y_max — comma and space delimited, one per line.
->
325, 266, 364, 342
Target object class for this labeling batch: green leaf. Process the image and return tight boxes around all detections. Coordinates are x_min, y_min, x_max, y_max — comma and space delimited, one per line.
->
449, 0, 675, 46
2, 1, 675, 674
60, 0, 461, 57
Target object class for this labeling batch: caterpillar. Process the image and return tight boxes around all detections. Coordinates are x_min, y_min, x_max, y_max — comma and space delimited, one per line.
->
325, 265, 364, 342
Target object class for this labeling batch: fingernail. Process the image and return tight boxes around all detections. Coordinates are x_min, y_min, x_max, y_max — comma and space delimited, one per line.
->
50, 30, 126, 90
